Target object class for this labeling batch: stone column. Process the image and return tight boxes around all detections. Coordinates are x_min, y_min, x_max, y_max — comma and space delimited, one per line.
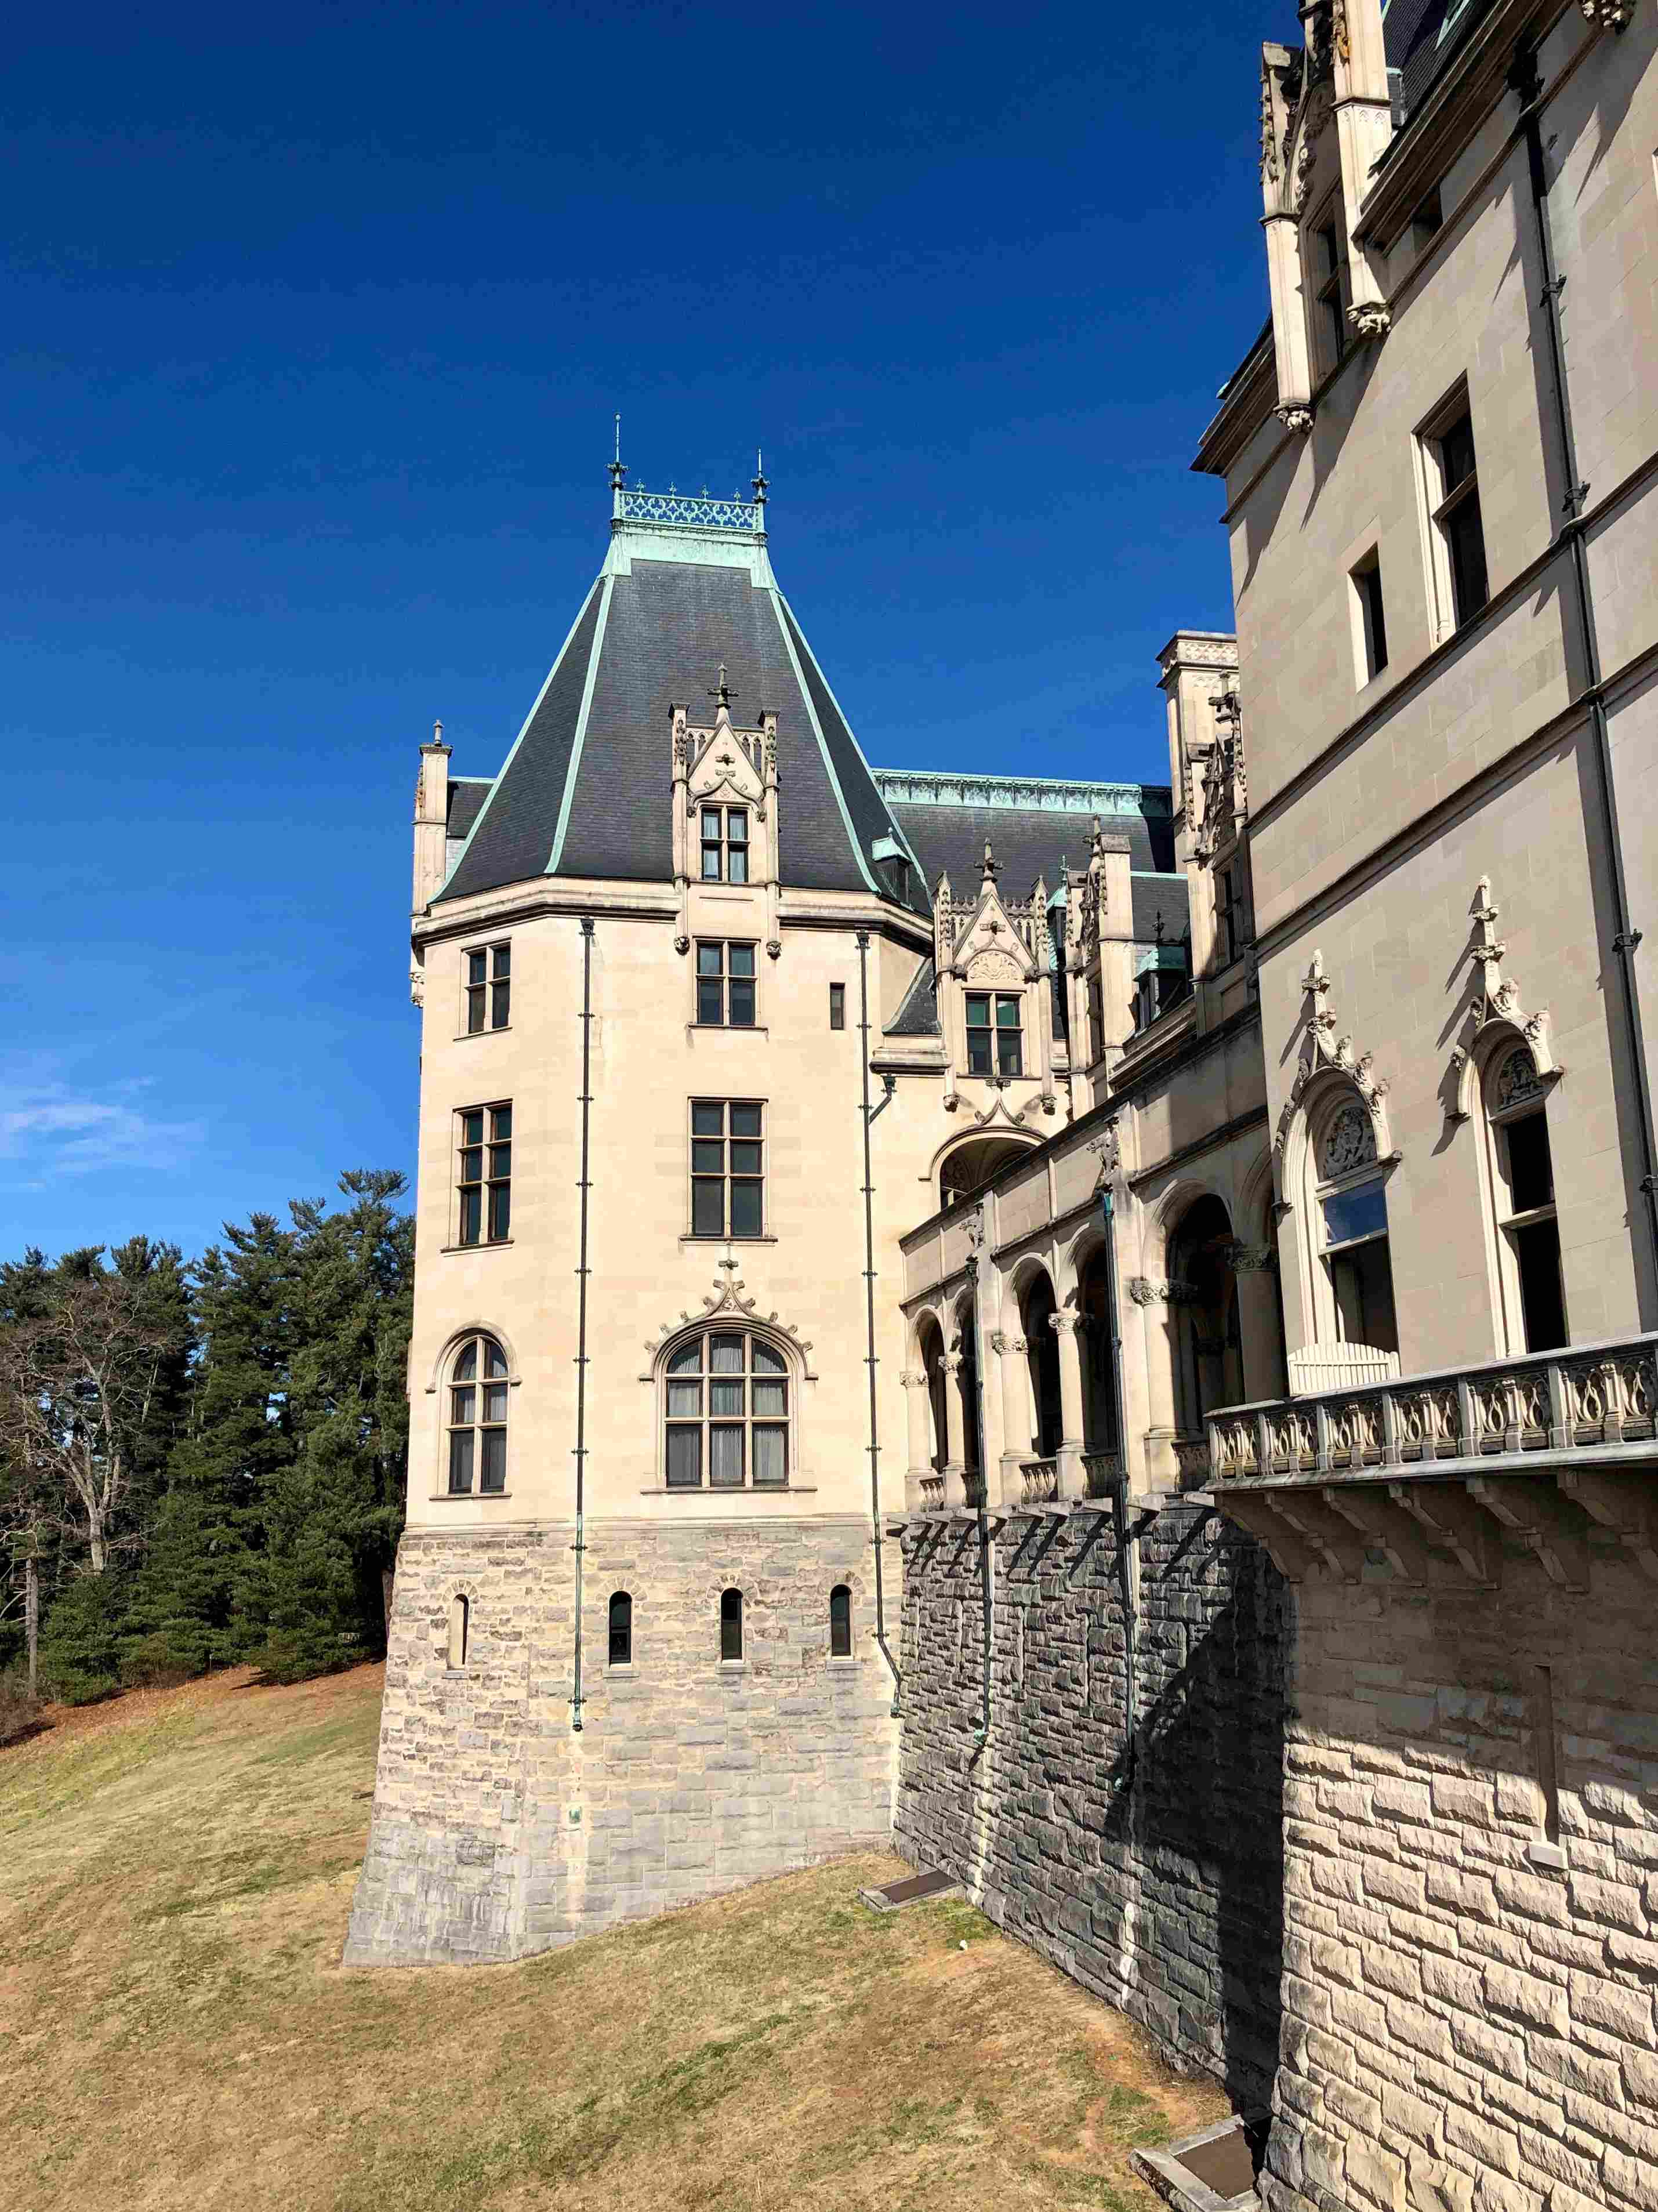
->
1233, 1248, 1288, 1405
993, 1332, 1033, 1506
940, 1352, 968, 1508
900, 1370, 933, 1510
1050, 1310, 1087, 1500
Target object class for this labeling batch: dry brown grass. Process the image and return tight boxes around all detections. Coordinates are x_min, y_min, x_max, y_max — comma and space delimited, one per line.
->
1, 1663, 1228, 2211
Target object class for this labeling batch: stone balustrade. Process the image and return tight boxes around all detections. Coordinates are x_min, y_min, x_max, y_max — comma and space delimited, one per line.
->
1205, 1332, 1658, 1589
1019, 1456, 1058, 1504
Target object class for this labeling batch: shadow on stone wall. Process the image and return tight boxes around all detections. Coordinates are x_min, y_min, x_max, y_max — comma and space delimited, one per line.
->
894, 1500, 1287, 2119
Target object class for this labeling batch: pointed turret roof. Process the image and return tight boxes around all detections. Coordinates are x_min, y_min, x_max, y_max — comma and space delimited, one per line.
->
435, 473, 927, 913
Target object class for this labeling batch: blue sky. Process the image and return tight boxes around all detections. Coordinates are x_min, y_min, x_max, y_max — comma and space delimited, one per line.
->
5, 0, 1271, 1260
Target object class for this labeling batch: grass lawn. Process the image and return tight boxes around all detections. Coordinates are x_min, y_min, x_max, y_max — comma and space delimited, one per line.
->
1, 1663, 1229, 2210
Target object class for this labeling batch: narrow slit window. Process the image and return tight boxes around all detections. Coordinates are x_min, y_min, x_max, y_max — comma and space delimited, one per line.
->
1352, 553, 1389, 682
1489, 1047, 1566, 1352
829, 1584, 852, 1658
1312, 200, 1352, 376
466, 942, 511, 1033
829, 982, 846, 1031
608, 1591, 632, 1667
447, 1593, 470, 1669
1534, 1664, 1560, 1845
1427, 400, 1489, 630
720, 1587, 744, 1662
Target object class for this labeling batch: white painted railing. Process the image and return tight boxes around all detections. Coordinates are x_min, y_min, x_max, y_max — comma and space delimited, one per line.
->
1287, 1343, 1400, 1396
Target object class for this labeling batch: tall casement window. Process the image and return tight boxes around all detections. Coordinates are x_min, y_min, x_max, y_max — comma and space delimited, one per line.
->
966, 991, 1022, 1076
1312, 1097, 1399, 1355
1423, 393, 1489, 633
1215, 862, 1242, 969
447, 1334, 509, 1494
458, 1104, 511, 1244
696, 941, 756, 1027
1485, 1045, 1567, 1352
829, 1583, 852, 1658
690, 1100, 764, 1236
465, 942, 510, 1033
447, 1594, 470, 1669
720, 1587, 744, 1662
608, 1591, 633, 1667
663, 1329, 790, 1489
700, 805, 749, 883
1311, 198, 1351, 377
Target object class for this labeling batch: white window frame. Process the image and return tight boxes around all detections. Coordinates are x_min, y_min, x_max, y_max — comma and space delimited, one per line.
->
657, 1323, 798, 1491
463, 941, 511, 1034
1415, 382, 1488, 645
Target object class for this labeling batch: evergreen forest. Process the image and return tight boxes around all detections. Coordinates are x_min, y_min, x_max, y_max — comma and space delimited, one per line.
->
0, 1170, 412, 1721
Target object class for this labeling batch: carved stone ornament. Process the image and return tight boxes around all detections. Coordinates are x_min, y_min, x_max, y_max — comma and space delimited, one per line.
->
1089, 1124, 1122, 1184
409, 965, 425, 1008
967, 948, 1024, 985
1446, 876, 1560, 1121
1276, 403, 1315, 436
1222, 1239, 1278, 1274
1048, 1310, 1082, 1337
1275, 948, 1395, 1159
1494, 1044, 1546, 1113
674, 933, 691, 956
1320, 1099, 1377, 1180
899, 1369, 928, 1390
646, 1267, 814, 1373
1581, 0, 1634, 26
1126, 1277, 1199, 1306
1347, 299, 1392, 340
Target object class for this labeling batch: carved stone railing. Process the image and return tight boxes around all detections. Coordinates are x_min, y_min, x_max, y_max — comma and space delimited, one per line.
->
918, 1474, 946, 1510
1020, 1456, 1058, 1505
1172, 1434, 1211, 1489
1083, 1450, 1123, 1497
1210, 1335, 1658, 1485
618, 487, 762, 533
1205, 1335, 1658, 1590
963, 1469, 986, 1509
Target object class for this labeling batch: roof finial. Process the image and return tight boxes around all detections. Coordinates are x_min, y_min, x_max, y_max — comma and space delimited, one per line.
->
752, 447, 768, 508
709, 663, 738, 713
981, 838, 1000, 887
608, 413, 627, 495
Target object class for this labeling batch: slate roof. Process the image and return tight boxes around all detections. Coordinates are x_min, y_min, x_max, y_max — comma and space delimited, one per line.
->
446, 778, 492, 842
886, 955, 940, 1039
1131, 873, 1191, 949
1384, 0, 1494, 124
434, 518, 928, 913
875, 781, 1176, 902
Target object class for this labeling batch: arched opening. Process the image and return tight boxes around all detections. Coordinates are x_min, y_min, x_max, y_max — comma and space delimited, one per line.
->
1481, 1042, 1565, 1352
446, 1333, 509, 1495
829, 1584, 852, 1658
1077, 1246, 1119, 1459
952, 1296, 982, 1496
719, 1587, 744, 1662
1019, 1268, 1064, 1459
940, 1136, 1031, 1210
447, 1594, 470, 1670
917, 1315, 949, 1474
662, 1326, 793, 1489
1167, 1196, 1243, 1432
608, 1591, 632, 1667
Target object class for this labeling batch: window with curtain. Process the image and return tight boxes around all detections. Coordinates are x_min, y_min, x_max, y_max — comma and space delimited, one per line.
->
663, 1329, 790, 1489
965, 991, 1022, 1076
447, 1334, 509, 1493
690, 1100, 764, 1236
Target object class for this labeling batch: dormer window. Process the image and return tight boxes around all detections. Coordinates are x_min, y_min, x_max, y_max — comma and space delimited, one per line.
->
701, 806, 749, 883
1311, 197, 1352, 379
966, 992, 1022, 1078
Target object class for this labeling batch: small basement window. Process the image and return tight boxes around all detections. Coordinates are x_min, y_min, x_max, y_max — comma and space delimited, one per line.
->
829, 1584, 852, 1658
608, 1591, 632, 1667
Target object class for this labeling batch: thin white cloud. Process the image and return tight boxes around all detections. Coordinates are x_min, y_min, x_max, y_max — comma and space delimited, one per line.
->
0, 1065, 206, 1178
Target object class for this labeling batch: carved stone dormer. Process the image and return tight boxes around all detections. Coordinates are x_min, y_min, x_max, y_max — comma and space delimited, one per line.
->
1260, 0, 1392, 436
670, 676, 782, 958
1275, 947, 1396, 1161
1446, 875, 1561, 1119
934, 840, 1060, 1117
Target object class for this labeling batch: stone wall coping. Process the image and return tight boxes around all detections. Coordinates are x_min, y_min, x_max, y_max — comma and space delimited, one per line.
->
1211, 1435, 1658, 1497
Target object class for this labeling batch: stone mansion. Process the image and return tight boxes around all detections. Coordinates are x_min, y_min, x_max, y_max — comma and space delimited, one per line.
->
349, 2, 1658, 2208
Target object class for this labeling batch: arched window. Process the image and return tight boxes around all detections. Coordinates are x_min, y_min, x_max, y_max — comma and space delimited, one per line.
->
720, 1587, 743, 1662
829, 1584, 852, 1658
663, 1329, 790, 1489
1020, 1272, 1064, 1457
447, 1594, 470, 1669
1483, 1044, 1565, 1352
447, 1334, 509, 1494
608, 1591, 632, 1667
1311, 1094, 1398, 1356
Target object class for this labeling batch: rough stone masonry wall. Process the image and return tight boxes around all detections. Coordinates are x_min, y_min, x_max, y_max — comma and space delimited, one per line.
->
1261, 1535, 1658, 2212
344, 1515, 896, 1965
894, 1498, 1289, 2116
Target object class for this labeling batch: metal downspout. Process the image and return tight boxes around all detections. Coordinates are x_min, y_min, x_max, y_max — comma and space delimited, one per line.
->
964, 1217, 993, 1757
1100, 1159, 1138, 1784
570, 916, 595, 1731
1511, 39, 1658, 1311
855, 930, 902, 1714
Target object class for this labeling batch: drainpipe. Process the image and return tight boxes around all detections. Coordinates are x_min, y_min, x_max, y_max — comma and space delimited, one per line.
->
855, 930, 902, 1714
1510, 39, 1658, 1311
570, 916, 596, 1731
964, 1219, 993, 1758
1100, 1159, 1138, 1785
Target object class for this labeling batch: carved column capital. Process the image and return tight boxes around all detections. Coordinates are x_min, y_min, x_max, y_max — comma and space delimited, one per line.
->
1049, 1310, 1082, 1336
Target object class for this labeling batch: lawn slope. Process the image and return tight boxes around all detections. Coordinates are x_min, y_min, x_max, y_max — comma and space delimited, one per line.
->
1, 1665, 1227, 2211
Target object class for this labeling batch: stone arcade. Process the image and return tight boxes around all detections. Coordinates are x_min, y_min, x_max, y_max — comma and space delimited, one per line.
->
349, 1, 1658, 2204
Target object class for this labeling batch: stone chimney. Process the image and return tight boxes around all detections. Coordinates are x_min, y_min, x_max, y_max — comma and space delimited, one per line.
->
413, 720, 451, 915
